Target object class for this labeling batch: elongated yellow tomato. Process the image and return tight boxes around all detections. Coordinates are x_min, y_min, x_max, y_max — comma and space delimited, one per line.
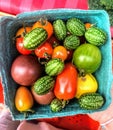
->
15, 86, 34, 112
75, 74, 98, 99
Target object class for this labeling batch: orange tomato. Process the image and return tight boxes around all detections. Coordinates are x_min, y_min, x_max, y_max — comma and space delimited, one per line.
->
52, 45, 68, 61
16, 26, 32, 37
15, 86, 34, 112
32, 19, 53, 39
85, 23, 93, 29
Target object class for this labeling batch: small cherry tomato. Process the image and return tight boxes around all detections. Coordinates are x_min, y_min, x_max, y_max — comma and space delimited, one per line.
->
54, 63, 78, 100
66, 49, 73, 61
16, 26, 32, 38
16, 37, 32, 55
85, 23, 92, 29
52, 45, 68, 61
35, 42, 53, 59
32, 18, 53, 39
47, 35, 60, 48
85, 22, 95, 30
15, 86, 34, 112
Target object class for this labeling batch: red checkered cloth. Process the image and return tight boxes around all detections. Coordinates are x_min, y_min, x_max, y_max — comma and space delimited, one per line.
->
0, 0, 88, 15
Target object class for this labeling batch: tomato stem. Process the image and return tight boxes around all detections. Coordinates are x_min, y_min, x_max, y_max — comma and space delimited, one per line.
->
39, 17, 47, 26
22, 109, 35, 119
44, 52, 51, 60
38, 57, 50, 65
52, 41, 59, 48
79, 69, 86, 77
62, 100, 69, 108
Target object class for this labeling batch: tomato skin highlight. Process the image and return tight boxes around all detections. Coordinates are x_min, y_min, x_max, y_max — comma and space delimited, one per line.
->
66, 49, 73, 61
54, 63, 78, 100
16, 37, 32, 55
52, 45, 68, 61
15, 86, 34, 112
35, 42, 53, 58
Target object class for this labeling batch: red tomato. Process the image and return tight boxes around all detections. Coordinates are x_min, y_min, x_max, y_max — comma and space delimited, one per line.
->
47, 35, 60, 47
16, 37, 32, 55
35, 42, 53, 59
54, 63, 78, 100
66, 50, 73, 61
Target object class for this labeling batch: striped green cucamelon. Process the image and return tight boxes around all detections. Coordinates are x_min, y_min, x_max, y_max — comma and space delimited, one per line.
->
85, 27, 107, 46
50, 98, 69, 112
66, 18, 86, 36
23, 28, 48, 50
45, 58, 64, 76
78, 93, 104, 110
63, 35, 80, 50
33, 75, 55, 95
53, 19, 67, 41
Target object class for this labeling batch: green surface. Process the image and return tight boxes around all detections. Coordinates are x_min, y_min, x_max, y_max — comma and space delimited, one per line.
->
88, 0, 113, 26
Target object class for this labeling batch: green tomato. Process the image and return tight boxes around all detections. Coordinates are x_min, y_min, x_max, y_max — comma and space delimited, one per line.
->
72, 43, 102, 75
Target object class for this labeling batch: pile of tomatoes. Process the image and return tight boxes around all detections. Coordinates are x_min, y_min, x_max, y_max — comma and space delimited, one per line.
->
12, 18, 99, 114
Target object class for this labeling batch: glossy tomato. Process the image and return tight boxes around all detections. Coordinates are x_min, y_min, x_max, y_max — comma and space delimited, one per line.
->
72, 43, 102, 74
54, 63, 78, 100
16, 37, 32, 55
15, 86, 34, 112
11, 55, 43, 86
35, 42, 53, 59
52, 45, 68, 61
75, 74, 98, 99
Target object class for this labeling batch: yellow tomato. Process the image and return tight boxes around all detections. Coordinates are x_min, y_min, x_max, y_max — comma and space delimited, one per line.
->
75, 74, 98, 98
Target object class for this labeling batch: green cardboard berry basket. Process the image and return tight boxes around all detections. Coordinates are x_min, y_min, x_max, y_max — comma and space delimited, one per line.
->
0, 9, 112, 120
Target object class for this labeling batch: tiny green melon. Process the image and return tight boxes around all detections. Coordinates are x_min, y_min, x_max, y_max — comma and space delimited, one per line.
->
66, 18, 86, 36
33, 75, 55, 95
78, 92, 105, 110
50, 98, 69, 112
53, 19, 67, 41
45, 58, 64, 76
63, 35, 80, 50
23, 28, 48, 50
85, 27, 107, 46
